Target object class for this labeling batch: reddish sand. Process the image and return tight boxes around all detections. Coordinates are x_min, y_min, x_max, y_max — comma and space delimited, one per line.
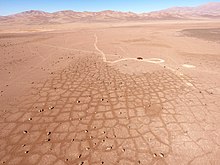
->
0, 20, 220, 165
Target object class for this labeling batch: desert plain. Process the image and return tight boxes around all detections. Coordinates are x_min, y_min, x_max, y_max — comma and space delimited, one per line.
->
0, 20, 220, 165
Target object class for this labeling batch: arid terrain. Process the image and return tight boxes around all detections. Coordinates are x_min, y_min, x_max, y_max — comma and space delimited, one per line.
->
0, 4, 220, 164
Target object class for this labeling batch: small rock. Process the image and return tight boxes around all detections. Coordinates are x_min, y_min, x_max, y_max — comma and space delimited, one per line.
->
49, 106, 54, 110
78, 154, 82, 158
159, 153, 164, 158
23, 130, 28, 134
25, 151, 29, 154
47, 132, 51, 136
153, 153, 157, 157
137, 57, 143, 60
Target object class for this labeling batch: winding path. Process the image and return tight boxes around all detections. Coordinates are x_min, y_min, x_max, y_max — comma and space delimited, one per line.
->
94, 34, 165, 64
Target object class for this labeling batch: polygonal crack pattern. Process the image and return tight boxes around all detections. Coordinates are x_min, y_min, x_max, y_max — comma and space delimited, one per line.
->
0, 54, 219, 165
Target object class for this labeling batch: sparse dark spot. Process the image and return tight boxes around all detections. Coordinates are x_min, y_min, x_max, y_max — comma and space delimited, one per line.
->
49, 106, 54, 110
138, 160, 141, 164
79, 162, 84, 165
159, 153, 164, 157
101, 161, 104, 164
46, 139, 51, 142
137, 57, 143, 60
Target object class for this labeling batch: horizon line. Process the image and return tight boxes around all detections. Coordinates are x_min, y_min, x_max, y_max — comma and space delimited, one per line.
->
0, 1, 219, 16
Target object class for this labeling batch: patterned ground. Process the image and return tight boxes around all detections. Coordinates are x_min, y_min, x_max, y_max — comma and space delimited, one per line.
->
1, 51, 219, 165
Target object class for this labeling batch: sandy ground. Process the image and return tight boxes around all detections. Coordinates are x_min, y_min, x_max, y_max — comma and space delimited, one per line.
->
0, 20, 220, 165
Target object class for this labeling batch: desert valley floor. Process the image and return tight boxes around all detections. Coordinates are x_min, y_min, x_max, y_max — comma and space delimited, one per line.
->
0, 20, 220, 165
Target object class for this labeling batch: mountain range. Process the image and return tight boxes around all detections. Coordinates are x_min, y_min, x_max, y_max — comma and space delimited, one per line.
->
0, 2, 220, 24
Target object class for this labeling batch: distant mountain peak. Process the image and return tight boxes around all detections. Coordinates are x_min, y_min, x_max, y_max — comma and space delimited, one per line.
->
1, 2, 220, 24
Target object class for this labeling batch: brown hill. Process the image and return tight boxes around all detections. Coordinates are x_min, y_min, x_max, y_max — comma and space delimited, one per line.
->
0, 2, 220, 24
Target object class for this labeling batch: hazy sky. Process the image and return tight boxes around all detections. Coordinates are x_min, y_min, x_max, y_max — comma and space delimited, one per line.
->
0, 0, 219, 16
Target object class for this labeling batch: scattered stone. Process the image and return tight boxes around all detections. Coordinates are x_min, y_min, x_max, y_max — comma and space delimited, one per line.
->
22, 144, 26, 147
138, 160, 141, 164
72, 139, 75, 142
79, 162, 84, 165
106, 146, 113, 150
122, 148, 125, 152
28, 118, 32, 121
159, 153, 164, 158
137, 57, 143, 60
101, 161, 104, 164
77, 100, 81, 103
23, 130, 28, 134
153, 153, 157, 157
25, 151, 29, 154
101, 98, 104, 101
78, 154, 82, 158
85, 130, 88, 133
46, 138, 51, 142
86, 147, 90, 150
49, 106, 54, 110
39, 109, 44, 112
47, 132, 51, 136
65, 159, 68, 162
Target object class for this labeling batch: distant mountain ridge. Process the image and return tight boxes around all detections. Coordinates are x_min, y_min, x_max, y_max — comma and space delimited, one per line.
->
0, 2, 220, 24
